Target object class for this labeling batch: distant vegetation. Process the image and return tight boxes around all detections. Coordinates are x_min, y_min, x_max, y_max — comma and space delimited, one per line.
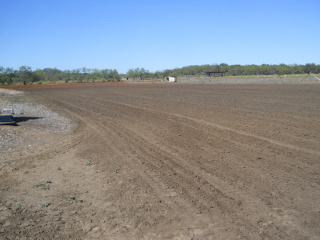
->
159, 63, 320, 78
0, 63, 319, 85
0, 66, 120, 85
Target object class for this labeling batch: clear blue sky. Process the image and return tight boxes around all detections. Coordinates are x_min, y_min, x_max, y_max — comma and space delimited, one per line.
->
1, 0, 319, 73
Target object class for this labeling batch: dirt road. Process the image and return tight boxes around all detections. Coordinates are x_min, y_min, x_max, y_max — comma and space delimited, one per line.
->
1, 83, 320, 239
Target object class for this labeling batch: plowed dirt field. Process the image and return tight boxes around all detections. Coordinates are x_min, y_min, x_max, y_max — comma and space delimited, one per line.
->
1, 83, 320, 239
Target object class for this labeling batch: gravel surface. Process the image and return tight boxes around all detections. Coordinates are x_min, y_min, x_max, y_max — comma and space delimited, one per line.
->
0, 88, 73, 155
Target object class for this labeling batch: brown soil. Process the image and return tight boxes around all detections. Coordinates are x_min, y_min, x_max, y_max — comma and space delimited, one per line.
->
1, 82, 320, 239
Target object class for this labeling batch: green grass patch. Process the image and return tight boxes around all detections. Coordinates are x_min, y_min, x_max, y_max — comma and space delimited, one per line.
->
67, 195, 83, 203
38, 202, 51, 207
33, 180, 52, 190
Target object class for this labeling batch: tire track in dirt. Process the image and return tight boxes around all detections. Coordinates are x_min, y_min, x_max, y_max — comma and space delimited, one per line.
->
32, 95, 200, 234
45, 97, 231, 212
48, 91, 319, 186
97, 85, 320, 151
16, 84, 320, 239
36, 91, 318, 237
65, 90, 320, 157
63, 90, 319, 183
32, 92, 265, 234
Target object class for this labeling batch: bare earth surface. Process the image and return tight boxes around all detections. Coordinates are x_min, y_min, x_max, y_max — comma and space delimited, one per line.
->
0, 83, 320, 239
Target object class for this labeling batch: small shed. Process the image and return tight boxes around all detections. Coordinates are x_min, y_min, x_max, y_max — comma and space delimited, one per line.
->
205, 71, 225, 77
166, 77, 177, 82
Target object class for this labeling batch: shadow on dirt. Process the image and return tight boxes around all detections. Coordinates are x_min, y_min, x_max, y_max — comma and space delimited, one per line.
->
13, 116, 44, 123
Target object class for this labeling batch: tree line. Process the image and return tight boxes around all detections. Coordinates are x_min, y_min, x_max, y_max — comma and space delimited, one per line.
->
124, 63, 320, 80
151, 63, 320, 79
1, 63, 319, 85
0, 66, 120, 85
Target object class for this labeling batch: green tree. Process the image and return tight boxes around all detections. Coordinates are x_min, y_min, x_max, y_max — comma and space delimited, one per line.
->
127, 68, 150, 80
0, 67, 15, 85
16, 66, 39, 85
304, 63, 316, 73
278, 64, 290, 75
289, 64, 304, 74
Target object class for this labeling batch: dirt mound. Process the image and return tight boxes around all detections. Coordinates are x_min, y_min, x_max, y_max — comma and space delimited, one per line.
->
1, 83, 319, 239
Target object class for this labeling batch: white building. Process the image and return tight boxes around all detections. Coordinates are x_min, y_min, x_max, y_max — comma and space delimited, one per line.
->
166, 77, 177, 82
